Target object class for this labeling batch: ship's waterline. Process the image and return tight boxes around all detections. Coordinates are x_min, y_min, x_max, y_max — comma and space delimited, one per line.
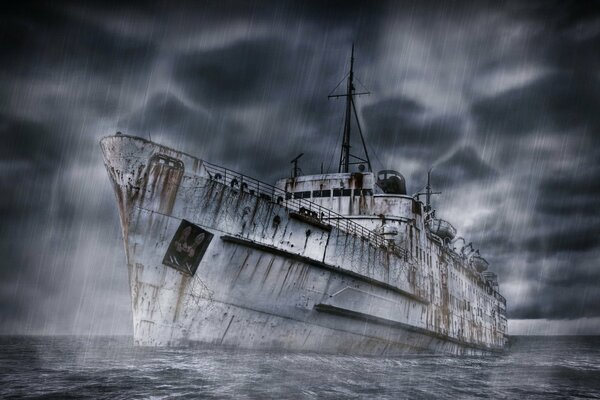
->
100, 133, 507, 355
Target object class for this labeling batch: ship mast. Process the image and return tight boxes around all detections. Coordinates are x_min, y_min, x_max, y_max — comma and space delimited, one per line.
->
425, 169, 432, 213
422, 167, 441, 218
340, 45, 354, 173
329, 44, 371, 173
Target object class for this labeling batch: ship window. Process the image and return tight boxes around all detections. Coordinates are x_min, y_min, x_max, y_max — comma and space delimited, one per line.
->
361, 189, 373, 196
292, 191, 311, 199
152, 154, 184, 170
286, 192, 292, 200
312, 189, 331, 198
342, 189, 352, 196
333, 189, 342, 197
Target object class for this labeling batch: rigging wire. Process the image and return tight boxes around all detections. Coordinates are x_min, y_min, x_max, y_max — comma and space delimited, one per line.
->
354, 75, 370, 93
368, 138, 385, 172
327, 72, 350, 97
351, 98, 372, 171
326, 108, 347, 173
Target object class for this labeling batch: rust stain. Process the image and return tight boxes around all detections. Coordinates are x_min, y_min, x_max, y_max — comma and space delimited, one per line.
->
220, 314, 235, 344
231, 250, 252, 288
173, 274, 190, 323
262, 256, 276, 284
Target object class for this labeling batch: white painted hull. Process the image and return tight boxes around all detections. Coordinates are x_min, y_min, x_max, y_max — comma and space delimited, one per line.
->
101, 134, 505, 355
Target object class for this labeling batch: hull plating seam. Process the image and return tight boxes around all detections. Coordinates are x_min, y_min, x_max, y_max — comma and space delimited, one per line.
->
314, 304, 503, 353
183, 296, 428, 352
221, 235, 429, 304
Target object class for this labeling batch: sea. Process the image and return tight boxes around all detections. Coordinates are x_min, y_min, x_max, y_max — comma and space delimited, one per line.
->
0, 335, 599, 399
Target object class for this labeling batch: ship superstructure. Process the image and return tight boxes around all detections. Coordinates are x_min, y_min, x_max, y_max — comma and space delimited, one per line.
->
101, 47, 507, 355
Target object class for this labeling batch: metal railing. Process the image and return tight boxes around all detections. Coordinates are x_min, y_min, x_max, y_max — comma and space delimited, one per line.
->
203, 161, 407, 258
495, 292, 506, 305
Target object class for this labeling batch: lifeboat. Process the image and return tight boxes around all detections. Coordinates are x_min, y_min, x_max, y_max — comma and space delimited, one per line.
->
427, 218, 456, 241
471, 254, 489, 272
482, 271, 498, 287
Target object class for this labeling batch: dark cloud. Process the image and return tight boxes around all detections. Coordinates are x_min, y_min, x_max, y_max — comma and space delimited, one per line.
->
511, 1, 600, 33
472, 3, 600, 142
0, 114, 63, 219
510, 285, 600, 319
174, 38, 305, 107
363, 97, 463, 162
519, 167, 600, 256
434, 146, 497, 188
1, 0, 600, 334
536, 167, 600, 218
122, 93, 211, 137
525, 226, 600, 254
508, 249, 600, 319
472, 72, 600, 138
0, 113, 62, 169
0, 3, 157, 81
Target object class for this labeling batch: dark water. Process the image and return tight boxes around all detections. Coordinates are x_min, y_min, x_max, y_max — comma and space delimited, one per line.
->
1, 336, 599, 399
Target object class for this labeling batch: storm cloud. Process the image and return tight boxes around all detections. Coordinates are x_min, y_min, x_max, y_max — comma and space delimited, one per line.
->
1, 1, 599, 335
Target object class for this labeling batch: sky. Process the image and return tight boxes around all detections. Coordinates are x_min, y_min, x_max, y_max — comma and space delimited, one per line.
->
1, 1, 599, 336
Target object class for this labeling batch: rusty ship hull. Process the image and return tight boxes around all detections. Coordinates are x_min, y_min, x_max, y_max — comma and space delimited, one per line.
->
100, 134, 507, 355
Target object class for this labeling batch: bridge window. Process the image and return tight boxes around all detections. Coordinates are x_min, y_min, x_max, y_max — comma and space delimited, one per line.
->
332, 188, 362, 197
293, 191, 311, 199
312, 189, 331, 198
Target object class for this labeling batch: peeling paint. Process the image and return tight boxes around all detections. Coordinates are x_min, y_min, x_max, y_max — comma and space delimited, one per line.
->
100, 134, 507, 354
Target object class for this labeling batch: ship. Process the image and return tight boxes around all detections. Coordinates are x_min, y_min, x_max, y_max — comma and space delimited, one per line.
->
100, 46, 507, 355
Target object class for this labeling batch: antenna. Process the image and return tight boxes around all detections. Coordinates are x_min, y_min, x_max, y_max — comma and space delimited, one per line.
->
425, 168, 434, 213
328, 44, 371, 173
291, 153, 304, 178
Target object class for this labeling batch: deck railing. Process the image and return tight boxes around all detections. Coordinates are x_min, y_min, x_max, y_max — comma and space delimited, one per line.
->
203, 161, 407, 259
495, 292, 507, 305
